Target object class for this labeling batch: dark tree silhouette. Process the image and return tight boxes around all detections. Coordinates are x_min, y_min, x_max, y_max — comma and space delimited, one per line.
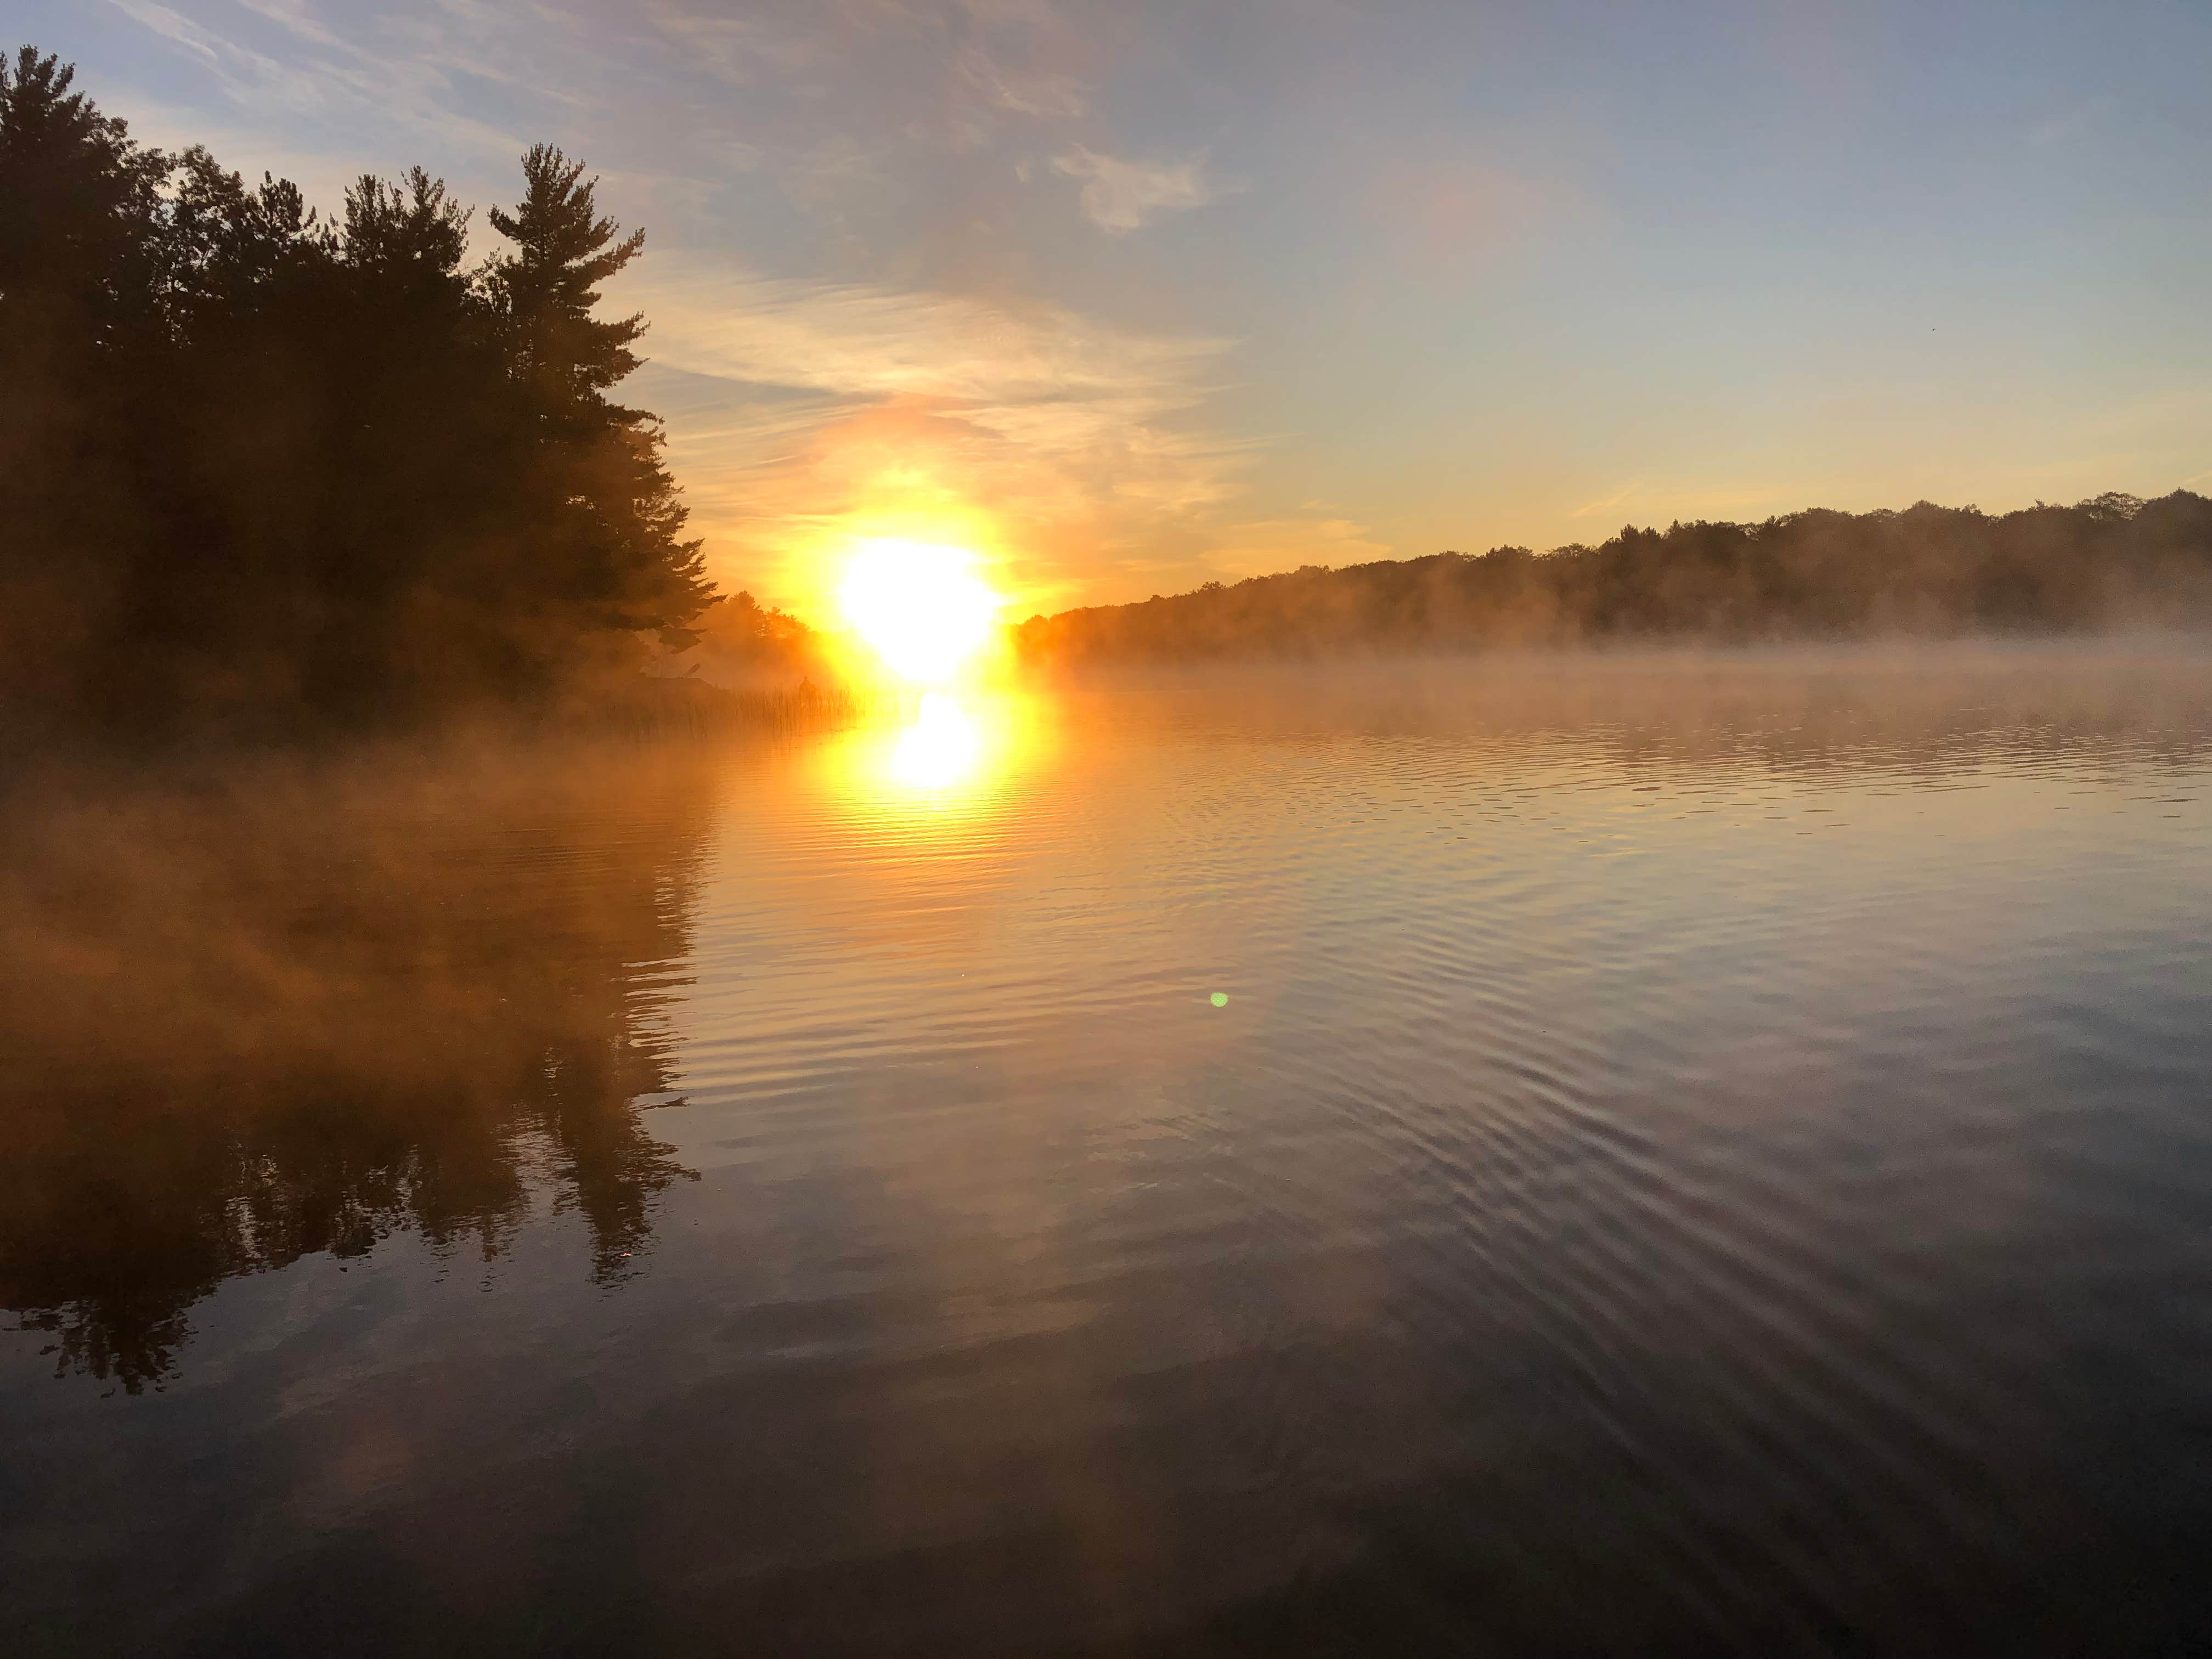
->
0, 47, 712, 743
0, 743, 718, 1392
488, 144, 648, 404
481, 145, 708, 669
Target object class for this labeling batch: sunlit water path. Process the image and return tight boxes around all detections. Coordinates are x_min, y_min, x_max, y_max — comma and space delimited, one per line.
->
4, 645, 2211, 1655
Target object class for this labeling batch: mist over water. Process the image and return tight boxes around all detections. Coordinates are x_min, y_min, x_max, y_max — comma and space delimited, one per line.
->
5, 643, 2212, 1655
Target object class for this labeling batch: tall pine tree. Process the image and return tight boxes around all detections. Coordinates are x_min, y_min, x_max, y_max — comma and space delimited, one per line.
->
2, 49, 716, 740
0, 48, 168, 721
485, 145, 709, 675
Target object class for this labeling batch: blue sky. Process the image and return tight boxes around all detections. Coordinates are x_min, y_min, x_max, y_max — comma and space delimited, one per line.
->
22, 0, 2212, 618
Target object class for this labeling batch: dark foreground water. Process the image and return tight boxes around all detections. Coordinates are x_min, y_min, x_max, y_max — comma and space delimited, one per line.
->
4, 645, 2211, 1656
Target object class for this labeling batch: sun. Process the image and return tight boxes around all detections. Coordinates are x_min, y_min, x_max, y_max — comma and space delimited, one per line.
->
838, 539, 1002, 684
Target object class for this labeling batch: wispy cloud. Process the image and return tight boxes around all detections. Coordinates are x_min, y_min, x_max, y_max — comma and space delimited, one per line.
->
644, 6, 828, 88
633, 258, 1228, 413
956, 42, 1086, 118
1570, 480, 1810, 528
104, 0, 532, 159
1052, 146, 1225, 233
1200, 513, 1390, 580
622, 256, 1254, 604
1568, 479, 1649, 521
230, 0, 348, 52
106, 1, 230, 66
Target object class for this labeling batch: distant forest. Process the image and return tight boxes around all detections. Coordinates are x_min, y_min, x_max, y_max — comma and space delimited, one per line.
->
1, 46, 716, 741
1017, 491, 2212, 664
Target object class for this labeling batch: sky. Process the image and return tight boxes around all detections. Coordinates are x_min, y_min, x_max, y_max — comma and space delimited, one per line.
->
22, 0, 2212, 622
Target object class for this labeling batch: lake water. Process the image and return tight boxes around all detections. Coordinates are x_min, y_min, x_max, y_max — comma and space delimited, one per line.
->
5, 644, 2211, 1655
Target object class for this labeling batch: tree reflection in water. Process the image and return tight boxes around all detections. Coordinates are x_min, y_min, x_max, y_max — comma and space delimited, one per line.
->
0, 739, 718, 1392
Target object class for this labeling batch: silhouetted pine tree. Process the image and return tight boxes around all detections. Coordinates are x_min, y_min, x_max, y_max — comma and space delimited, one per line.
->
0, 48, 170, 719
484, 145, 709, 674
1, 46, 713, 742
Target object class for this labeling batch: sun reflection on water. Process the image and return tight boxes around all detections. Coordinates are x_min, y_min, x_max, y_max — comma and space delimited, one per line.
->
816, 687, 1045, 828
889, 693, 986, 789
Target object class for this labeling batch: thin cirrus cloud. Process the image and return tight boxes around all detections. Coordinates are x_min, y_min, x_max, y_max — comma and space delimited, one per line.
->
1052, 146, 1226, 233
956, 42, 1087, 120
623, 256, 1257, 608
103, 0, 535, 162
630, 257, 1231, 439
1569, 480, 1808, 526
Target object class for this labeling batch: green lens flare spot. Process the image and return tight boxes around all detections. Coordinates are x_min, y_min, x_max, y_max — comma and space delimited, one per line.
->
1210, 992, 1229, 1008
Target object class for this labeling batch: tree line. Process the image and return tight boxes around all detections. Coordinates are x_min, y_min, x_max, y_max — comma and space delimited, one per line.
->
1, 46, 717, 742
1015, 491, 2212, 663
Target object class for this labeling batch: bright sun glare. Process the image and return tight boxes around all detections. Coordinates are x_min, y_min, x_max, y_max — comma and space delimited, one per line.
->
888, 692, 985, 788
838, 539, 1001, 684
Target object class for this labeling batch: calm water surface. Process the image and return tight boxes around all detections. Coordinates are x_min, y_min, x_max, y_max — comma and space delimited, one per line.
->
4, 646, 2211, 1655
